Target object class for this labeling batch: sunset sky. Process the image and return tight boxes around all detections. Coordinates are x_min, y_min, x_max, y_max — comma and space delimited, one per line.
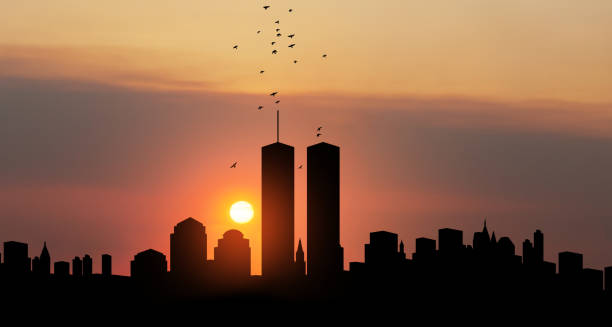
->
1, 1, 612, 275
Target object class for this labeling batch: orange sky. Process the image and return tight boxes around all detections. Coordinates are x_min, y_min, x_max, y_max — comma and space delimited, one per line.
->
2, 1, 611, 102
1, 1, 612, 275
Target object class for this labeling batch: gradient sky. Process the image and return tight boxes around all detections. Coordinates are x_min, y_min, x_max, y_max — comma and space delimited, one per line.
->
1, 1, 612, 275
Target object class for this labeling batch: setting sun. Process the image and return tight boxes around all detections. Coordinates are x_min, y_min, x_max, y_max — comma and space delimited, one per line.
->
230, 201, 254, 224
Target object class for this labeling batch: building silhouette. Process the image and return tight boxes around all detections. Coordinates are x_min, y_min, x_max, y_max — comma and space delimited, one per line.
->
413, 237, 436, 263
54, 261, 70, 277
170, 217, 207, 276
261, 140, 295, 278
3, 241, 30, 275
534, 229, 544, 263
213, 229, 251, 278
131, 249, 167, 278
102, 254, 112, 276
523, 239, 534, 265
83, 254, 92, 276
438, 228, 463, 254
72, 256, 82, 277
40, 242, 51, 276
559, 251, 583, 277
473, 220, 491, 254
307, 142, 344, 278
32, 242, 52, 277
364, 231, 404, 269
295, 239, 305, 276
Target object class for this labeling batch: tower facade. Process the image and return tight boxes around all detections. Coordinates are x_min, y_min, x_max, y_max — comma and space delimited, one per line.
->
307, 142, 343, 277
261, 142, 295, 277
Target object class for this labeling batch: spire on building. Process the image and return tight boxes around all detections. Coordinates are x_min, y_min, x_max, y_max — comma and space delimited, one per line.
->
41, 241, 50, 259
296, 239, 304, 256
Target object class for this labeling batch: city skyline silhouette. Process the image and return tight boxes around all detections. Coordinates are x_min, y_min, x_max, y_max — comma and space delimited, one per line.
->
2, 140, 612, 301
2, 2, 612, 318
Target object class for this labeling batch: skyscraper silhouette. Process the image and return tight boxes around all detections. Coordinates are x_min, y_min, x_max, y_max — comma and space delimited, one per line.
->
213, 229, 251, 278
473, 220, 490, 253
54, 261, 70, 277
72, 256, 83, 277
413, 237, 436, 262
559, 251, 583, 277
307, 142, 344, 278
262, 140, 295, 278
170, 217, 207, 275
32, 242, 51, 276
83, 254, 92, 276
534, 230, 544, 263
523, 239, 534, 265
365, 231, 402, 267
3, 241, 30, 275
102, 254, 112, 276
438, 228, 463, 254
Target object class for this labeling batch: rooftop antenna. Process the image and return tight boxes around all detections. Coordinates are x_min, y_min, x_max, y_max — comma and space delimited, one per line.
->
276, 110, 279, 142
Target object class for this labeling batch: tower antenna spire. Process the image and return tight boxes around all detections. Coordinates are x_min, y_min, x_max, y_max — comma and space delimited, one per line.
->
276, 110, 279, 142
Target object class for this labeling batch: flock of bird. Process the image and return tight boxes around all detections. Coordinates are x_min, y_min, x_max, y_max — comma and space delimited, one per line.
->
230, 5, 327, 169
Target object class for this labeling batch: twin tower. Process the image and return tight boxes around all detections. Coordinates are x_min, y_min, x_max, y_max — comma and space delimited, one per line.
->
262, 139, 343, 279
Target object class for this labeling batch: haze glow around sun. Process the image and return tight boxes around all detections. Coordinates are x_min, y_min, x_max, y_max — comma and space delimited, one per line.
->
230, 201, 254, 224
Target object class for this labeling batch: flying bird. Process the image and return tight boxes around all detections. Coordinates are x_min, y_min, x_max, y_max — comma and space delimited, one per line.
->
233, 45, 238, 49
288, 34, 295, 38
275, 20, 280, 24
258, 106, 263, 110
288, 44, 295, 48
322, 54, 327, 58
270, 92, 278, 96
260, 70, 265, 74
272, 49, 278, 54
276, 28, 280, 32
298, 165, 302, 169
276, 33, 282, 37
317, 126, 322, 131
316, 133, 322, 137
275, 100, 280, 104
257, 30, 261, 34
289, 9, 293, 13
263, 6, 270, 10
271, 41, 276, 45
293, 60, 298, 64
230, 162, 237, 168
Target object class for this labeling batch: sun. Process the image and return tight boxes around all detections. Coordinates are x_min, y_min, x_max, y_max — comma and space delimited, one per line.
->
230, 201, 254, 224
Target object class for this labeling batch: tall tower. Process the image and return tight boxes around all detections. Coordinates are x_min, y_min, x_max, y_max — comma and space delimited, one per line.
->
40, 242, 51, 276
534, 229, 544, 263
261, 112, 295, 278
307, 142, 344, 277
